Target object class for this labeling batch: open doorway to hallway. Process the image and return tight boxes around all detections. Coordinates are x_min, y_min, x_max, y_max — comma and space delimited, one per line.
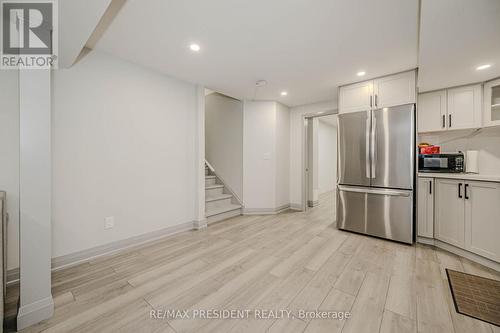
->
304, 114, 338, 218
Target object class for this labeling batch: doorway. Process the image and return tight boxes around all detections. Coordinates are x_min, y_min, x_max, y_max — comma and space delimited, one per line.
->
303, 113, 338, 217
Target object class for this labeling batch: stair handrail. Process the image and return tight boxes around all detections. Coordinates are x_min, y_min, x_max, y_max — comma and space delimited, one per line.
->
205, 160, 215, 173
204, 160, 243, 206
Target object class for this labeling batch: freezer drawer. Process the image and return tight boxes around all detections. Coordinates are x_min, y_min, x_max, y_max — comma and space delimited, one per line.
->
336, 186, 414, 243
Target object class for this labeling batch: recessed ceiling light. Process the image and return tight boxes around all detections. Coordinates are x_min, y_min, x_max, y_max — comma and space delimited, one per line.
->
281, 91, 288, 96
189, 44, 201, 52
476, 64, 491, 71
317, 111, 324, 114
357, 71, 366, 77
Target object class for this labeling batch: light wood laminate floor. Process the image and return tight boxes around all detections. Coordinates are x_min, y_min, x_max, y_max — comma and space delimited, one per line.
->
14, 192, 500, 333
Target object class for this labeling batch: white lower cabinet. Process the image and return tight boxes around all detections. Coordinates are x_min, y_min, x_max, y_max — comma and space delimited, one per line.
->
417, 177, 434, 238
430, 177, 500, 263
435, 179, 465, 248
464, 181, 500, 262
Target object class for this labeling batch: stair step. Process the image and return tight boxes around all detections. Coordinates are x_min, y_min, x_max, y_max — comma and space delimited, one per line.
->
205, 184, 224, 190
206, 204, 242, 218
205, 175, 216, 180
206, 194, 232, 202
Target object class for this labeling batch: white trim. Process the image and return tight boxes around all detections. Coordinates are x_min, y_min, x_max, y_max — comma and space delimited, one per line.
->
17, 296, 54, 330
195, 86, 206, 225
243, 204, 290, 215
7, 219, 200, 285
193, 218, 208, 230
289, 203, 303, 211
417, 237, 500, 272
51, 221, 194, 271
416, 236, 435, 246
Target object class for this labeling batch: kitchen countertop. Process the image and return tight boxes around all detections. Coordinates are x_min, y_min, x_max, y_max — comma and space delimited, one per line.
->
417, 172, 500, 183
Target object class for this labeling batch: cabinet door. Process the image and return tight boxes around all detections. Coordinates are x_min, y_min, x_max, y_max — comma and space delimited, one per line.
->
417, 178, 434, 238
483, 78, 500, 127
373, 71, 416, 109
464, 181, 500, 262
339, 80, 373, 113
435, 179, 465, 248
417, 90, 447, 133
447, 84, 482, 130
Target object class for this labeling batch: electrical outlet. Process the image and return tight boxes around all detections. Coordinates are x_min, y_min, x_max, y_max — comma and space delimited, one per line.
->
104, 216, 114, 230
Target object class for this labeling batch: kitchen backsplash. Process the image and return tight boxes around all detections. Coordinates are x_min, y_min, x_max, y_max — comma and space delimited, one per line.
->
418, 126, 500, 176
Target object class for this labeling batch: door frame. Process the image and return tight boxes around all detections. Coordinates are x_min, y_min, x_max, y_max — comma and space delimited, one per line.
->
301, 109, 339, 211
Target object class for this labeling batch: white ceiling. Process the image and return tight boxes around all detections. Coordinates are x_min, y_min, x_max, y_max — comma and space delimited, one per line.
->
94, 0, 419, 106
418, 0, 500, 92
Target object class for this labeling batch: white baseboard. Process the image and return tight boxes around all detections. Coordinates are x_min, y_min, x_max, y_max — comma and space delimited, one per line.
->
289, 203, 303, 211
7, 220, 196, 285
417, 237, 500, 272
52, 220, 195, 272
243, 204, 290, 215
193, 218, 208, 230
17, 295, 54, 330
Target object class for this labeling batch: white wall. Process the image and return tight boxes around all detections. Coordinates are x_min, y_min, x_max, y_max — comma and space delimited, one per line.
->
318, 118, 337, 194
0, 71, 20, 271
52, 50, 198, 258
289, 101, 337, 207
205, 93, 243, 200
275, 102, 290, 208
243, 101, 290, 211
419, 127, 500, 176
243, 101, 276, 210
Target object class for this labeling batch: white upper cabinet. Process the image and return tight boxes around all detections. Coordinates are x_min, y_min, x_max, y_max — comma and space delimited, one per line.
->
447, 84, 482, 130
483, 78, 500, 127
417, 84, 482, 133
373, 71, 416, 109
339, 70, 415, 114
464, 181, 500, 262
338, 81, 373, 113
417, 90, 447, 133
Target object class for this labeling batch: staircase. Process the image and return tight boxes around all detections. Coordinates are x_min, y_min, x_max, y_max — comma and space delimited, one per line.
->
205, 163, 242, 224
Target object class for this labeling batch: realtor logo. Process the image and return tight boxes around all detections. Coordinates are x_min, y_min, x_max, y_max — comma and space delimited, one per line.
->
1, 0, 58, 69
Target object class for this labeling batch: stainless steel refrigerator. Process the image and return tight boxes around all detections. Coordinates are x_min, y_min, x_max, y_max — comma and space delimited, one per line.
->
336, 104, 415, 244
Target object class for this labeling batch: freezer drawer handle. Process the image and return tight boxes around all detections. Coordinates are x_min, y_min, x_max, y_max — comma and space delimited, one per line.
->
458, 183, 462, 198
429, 181, 432, 194
465, 184, 469, 200
338, 186, 411, 197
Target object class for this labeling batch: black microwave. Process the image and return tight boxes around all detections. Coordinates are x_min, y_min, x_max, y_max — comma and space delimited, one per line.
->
418, 153, 465, 173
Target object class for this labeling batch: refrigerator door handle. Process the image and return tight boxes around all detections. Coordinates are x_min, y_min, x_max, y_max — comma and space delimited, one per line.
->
370, 113, 377, 179
338, 185, 411, 197
365, 114, 371, 179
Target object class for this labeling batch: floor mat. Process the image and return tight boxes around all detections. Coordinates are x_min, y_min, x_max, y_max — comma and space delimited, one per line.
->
446, 269, 500, 327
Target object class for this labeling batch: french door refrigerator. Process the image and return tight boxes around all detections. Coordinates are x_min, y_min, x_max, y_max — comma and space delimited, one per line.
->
336, 104, 415, 244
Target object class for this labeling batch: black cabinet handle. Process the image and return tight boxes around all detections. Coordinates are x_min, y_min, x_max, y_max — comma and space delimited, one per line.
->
442, 115, 446, 128
465, 184, 469, 200
458, 183, 462, 198
449, 114, 452, 128
429, 181, 432, 194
